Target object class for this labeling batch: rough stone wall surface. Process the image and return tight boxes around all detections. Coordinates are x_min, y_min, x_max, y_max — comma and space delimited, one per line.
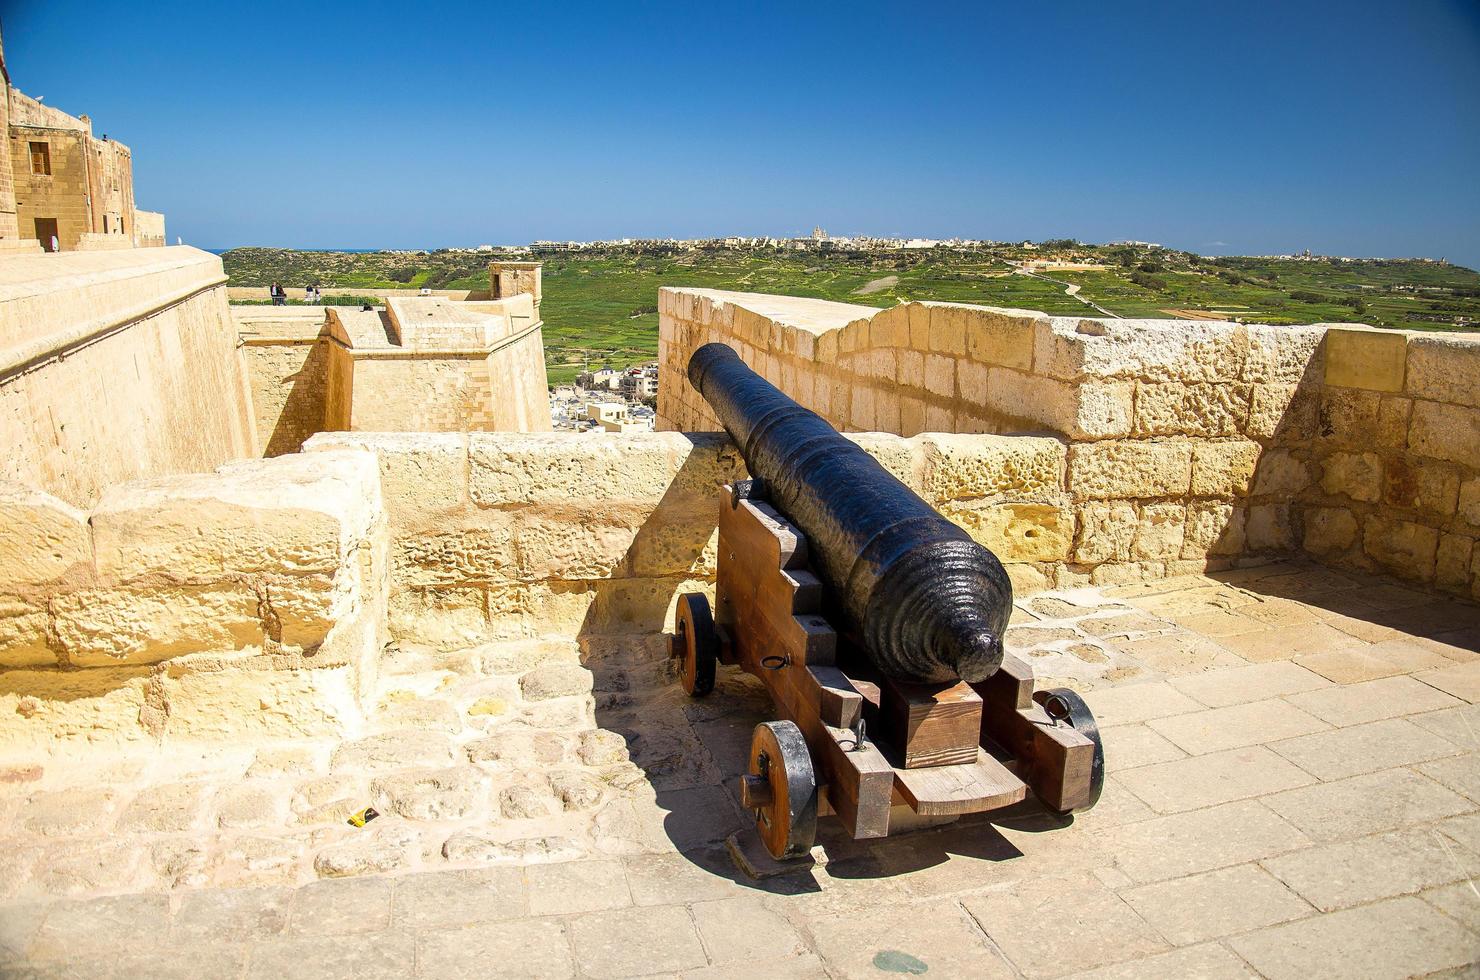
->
656, 288, 1480, 598
305, 430, 1076, 646
1301, 327, 1480, 595
0, 449, 388, 744
0, 248, 258, 507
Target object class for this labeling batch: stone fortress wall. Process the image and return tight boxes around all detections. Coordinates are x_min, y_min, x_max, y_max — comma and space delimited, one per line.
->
0, 247, 258, 508
298, 430, 1068, 645
231, 262, 552, 457
657, 289, 1480, 600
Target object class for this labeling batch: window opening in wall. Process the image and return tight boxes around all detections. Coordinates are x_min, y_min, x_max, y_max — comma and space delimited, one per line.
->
29, 141, 51, 176
103, 215, 110, 233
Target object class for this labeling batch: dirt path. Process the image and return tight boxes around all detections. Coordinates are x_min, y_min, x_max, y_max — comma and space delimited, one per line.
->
1012, 265, 1119, 318
852, 275, 900, 296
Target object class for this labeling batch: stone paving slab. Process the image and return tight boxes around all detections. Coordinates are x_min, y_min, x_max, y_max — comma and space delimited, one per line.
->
1, 565, 1477, 978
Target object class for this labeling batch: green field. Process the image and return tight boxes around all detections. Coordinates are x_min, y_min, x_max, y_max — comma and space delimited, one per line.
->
221, 245, 1480, 386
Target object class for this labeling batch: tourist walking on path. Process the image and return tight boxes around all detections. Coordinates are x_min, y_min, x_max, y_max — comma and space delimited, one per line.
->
270, 282, 285, 306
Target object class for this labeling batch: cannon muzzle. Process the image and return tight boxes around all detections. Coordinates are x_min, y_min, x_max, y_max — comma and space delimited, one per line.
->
688, 343, 1011, 684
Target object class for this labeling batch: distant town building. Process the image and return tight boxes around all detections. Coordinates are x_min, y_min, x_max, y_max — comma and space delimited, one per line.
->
620, 363, 659, 400
586, 402, 647, 433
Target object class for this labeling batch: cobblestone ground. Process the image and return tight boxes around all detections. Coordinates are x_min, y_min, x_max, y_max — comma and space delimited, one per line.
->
2, 560, 1478, 978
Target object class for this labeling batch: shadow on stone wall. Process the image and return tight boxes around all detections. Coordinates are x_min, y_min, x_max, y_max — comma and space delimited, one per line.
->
263, 341, 334, 457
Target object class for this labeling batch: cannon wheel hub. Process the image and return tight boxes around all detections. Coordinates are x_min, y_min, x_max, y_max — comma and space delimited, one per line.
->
746, 720, 818, 861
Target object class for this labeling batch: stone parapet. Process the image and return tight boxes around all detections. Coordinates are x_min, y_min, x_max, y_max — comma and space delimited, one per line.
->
0, 450, 388, 744
303, 429, 1230, 644
1300, 326, 1480, 592
656, 289, 1480, 598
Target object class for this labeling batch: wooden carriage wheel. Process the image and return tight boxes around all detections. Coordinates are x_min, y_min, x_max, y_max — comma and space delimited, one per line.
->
740, 720, 818, 860
1033, 688, 1105, 814
675, 593, 718, 697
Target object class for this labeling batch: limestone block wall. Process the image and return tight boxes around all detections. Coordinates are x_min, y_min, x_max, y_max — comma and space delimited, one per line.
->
1299, 327, 1480, 595
306, 430, 1087, 645
0, 450, 388, 745
0, 247, 258, 507
657, 289, 1338, 591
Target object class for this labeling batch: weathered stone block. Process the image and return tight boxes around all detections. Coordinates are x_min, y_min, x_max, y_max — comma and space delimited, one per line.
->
1190, 442, 1260, 497
1183, 501, 1243, 558
471, 433, 681, 505
1409, 401, 1480, 468
1247, 382, 1319, 444
371, 766, 490, 821
1133, 502, 1187, 560
956, 359, 989, 403
923, 353, 954, 398
1320, 451, 1383, 503
868, 305, 910, 348
1324, 328, 1407, 392
1375, 395, 1412, 450
920, 434, 1064, 502
1251, 450, 1312, 497
306, 432, 468, 519
90, 451, 381, 586
1364, 517, 1440, 581
1406, 336, 1480, 408
0, 482, 91, 589
0, 597, 54, 667
962, 307, 1038, 371
1459, 478, 1480, 529
50, 587, 269, 666
925, 304, 969, 356
519, 661, 593, 701
842, 433, 920, 490
1243, 325, 1325, 383
1246, 503, 1293, 551
1317, 387, 1379, 447
941, 502, 1072, 561
1436, 533, 1474, 592
1302, 506, 1359, 556
1068, 442, 1192, 499
1074, 501, 1138, 564
1382, 458, 1459, 516
986, 369, 1131, 439
1134, 383, 1251, 438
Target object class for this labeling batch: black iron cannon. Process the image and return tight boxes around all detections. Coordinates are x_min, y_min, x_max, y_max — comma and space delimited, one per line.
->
687, 342, 1012, 685
668, 341, 1103, 864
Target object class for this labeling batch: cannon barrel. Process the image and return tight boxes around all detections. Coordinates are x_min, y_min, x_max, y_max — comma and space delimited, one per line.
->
688, 343, 1011, 684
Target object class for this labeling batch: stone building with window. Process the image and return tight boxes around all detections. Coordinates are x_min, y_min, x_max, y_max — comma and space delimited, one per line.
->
0, 27, 164, 252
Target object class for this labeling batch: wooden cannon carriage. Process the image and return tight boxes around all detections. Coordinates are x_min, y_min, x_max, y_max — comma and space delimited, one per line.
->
670, 482, 1105, 862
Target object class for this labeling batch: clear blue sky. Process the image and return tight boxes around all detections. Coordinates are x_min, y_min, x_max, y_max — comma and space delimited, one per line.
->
5, 0, 1479, 265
